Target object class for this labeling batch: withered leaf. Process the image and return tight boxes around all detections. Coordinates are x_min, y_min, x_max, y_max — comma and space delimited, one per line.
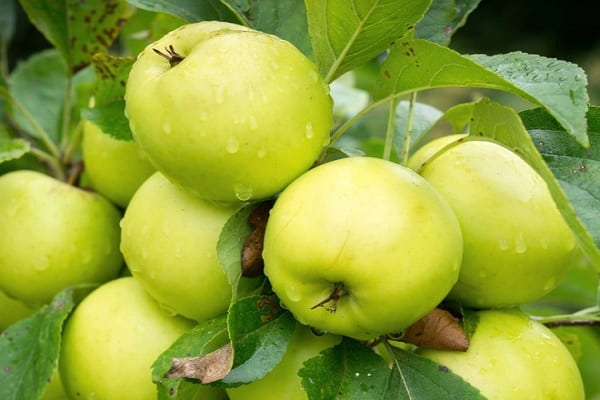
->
241, 201, 274, 277
165, 343, 233, 384
399, 308, 470, 351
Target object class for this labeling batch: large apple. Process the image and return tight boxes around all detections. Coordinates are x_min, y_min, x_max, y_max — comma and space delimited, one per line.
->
408, 135, 579, 308
125, 21, 333, 203
263, 156, 463, 340
120, 171, 238, 321
81, 120, 155, 208
226, 323, 341, 400
418, 309, 585, 399
59, 277, 227, 400
0, 289, 35, 332
0, 170, 123, 307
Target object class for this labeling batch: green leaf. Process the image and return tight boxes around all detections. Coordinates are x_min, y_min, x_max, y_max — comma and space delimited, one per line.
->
81, 100, 132, 140
8, 49, 67, 142
220, 0, 312, 58
0, 138, 30, 163
520, 106, 600, 249
305, 0, 432, 82
299, 338, 392, 399
466, 99, 600, 271
0, 288, 77, 400
223, 294, 296, 385
415, 0, 481, 46
19, 0, 133, 74
393, 100, 443, 162
152, 315, 229, 399
375, 38, 589, 147
388, 346, 486, 399
0, 0, 16, 45
127, 0, 236, 23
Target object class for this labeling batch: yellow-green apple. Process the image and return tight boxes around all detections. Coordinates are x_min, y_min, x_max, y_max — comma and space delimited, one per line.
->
59, 277, 227, 400
263, 156, 463, 340
0, 170, 123, 307
124, 21, 333, 203
120, 171, 238, 321
408, 135, 579, 308
418, 309, 585, 400
81, 120, 155, 208
0, 289, 35, 331
226, 323, 341, 400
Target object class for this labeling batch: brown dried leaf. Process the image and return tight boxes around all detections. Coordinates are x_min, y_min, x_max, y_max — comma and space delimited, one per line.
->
164, 343, 233, 384
241, 201, 274, 278
399, 308, 470, 351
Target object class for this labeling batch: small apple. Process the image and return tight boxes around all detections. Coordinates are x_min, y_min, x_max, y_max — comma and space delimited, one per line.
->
0, 170, 123, 307
418, 309, 585, 400
263, 156, 463, 340
0, 289, 35, 332
408, 135, 579, 308
59, 277, 227, 400
81, 120, 155, 208
125, 21, 333, 203
120, 171, 238, 321
226, 323, 341, 400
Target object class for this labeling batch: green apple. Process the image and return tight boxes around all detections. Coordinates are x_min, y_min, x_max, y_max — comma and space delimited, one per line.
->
82, 120, 155, 208
418, 309, 585, 400
120, 171, 238, 321
408, 135, 579, 308
226, 323, 341, 400
41, 369, 68, 400
0, 170, 123, 307
0, 289, 35, 331
263, 156, 463, 340
60, 277, 227, 400
125, 21, 333, 203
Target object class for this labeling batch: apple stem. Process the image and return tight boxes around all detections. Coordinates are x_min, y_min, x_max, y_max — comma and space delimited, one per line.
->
153, 45, 184, 67
311, 282, 346, 313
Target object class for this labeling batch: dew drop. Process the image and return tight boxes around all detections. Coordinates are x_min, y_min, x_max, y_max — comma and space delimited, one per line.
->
305, 122, 314, 139
261, 90, 268, 104
498, 239, 510, 251
162, 121, 172, 135
514, 232, 527, 254
257, 147, 267, 159
248, 87, 255, 101
543, 278, 557, 292
199, 111, 208, 121
234, 182, 253, 201
34, 255, 50, 272
159, 303, 177, 317
249, 115, 258, 131
308, 70, 319, 82
214, 85, 225, 104
226, 137, 240, 154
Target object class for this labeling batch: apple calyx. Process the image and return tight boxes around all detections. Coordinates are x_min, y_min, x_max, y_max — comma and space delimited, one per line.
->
311, 282, 347, 313
152, 45, 184, 67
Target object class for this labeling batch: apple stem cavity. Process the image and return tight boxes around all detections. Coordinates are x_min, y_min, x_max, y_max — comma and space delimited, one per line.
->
311, 282, 347, 313
152, 45, 184, 67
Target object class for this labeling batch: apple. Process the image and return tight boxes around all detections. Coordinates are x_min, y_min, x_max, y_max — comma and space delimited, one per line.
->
59, 277, 227, 400
81, 120, 155, 208
226, 323, 341, 400
120, 171, 238, 321
0, 289, 35, 332
41, 369, 68, 400
408, 135, 579, 308
124, 21, 333, 203
0, 170, 124, 307
262, 156, 463, 340
418, 309, 585, 400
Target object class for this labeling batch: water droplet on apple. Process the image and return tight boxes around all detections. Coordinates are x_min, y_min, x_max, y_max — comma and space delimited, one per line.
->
161, 221, 172, 234
248, 86, 255, 101
514, 232, 527, 254
543, 278, 557, 292
498, 239, 510, 251
308, 70, 319, 82
234, 182, 253, 202
249, 115, 258, 131
162, 121, 172, 135
261, 90, 268, 104
257, 147, 267, 159
271, 61, 280, 70
34, 255, 50, 272
226, 137, 240, 154
214, 85, 225, 104
199, 111, 208, 121
159, 303, 177, 317
305, 122, 314, 139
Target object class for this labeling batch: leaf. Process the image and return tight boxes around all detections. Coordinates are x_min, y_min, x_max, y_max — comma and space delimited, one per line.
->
0, 139, 30, 163
415, 0, 481, 46
305, 0, 432, 82
0, 288, 77, 400
398, 308, 469, 351
520, 106, 600, 249
466, 99, 600, 271
127, 0, 236, 23
394, 100, 443, 161
375, 37, 589, 147
220, 0, 312, 58
20, 0, 133, 74
299, 338, 392, 400
240, 200, 274, 278
8, 49, 67, 142
222, 294, 296, 385
0, 0, 16, 45
152, 314, 229, 398
388, 346, 486, 400
166, 343, 233, 384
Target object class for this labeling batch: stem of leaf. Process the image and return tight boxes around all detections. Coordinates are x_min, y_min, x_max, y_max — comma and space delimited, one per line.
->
29, 147, 66, 181
382, 98, 397, 161
532, 306, 600, 327
401, 92, 418, 166
59, 77, 74, 164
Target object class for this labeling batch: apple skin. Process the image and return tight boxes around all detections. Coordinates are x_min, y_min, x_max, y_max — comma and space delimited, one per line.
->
408, 135, 579, 308
59, 277, 227, 400
0, 170, 124, 307
0, 289, 35, 332
120, 171, 238, 321
263, 156, 463, 340
81, 120, 155, 208
125, 21, 333, 203
226, 323, 341, 400
418, 309, 585, 400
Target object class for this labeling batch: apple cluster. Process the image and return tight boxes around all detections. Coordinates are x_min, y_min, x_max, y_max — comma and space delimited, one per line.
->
0, 20, 586, 400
